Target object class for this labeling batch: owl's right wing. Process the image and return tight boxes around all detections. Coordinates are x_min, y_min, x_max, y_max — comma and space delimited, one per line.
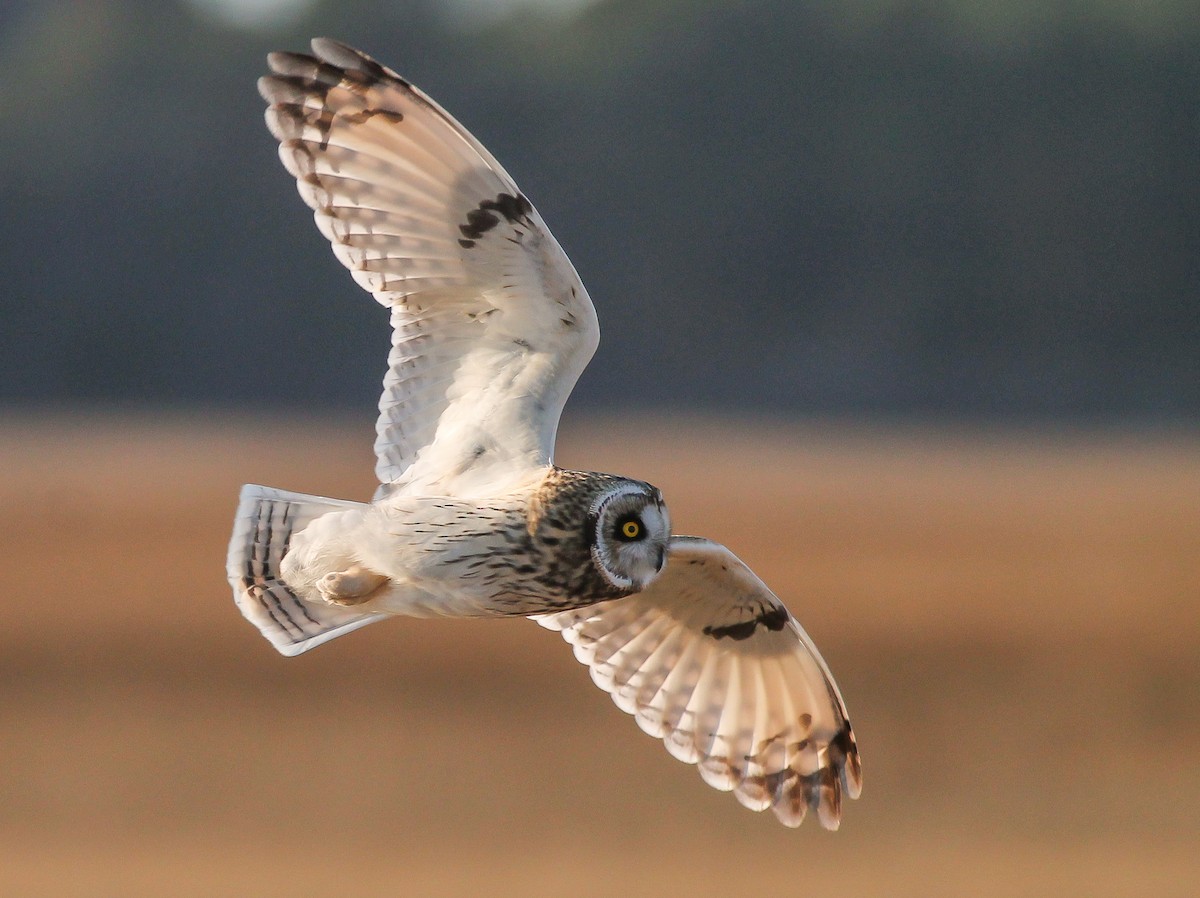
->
533, 536, 861, 829
259, 40, 599, 495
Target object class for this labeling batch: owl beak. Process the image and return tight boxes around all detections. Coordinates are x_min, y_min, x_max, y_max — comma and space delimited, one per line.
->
655, 546, 666, 573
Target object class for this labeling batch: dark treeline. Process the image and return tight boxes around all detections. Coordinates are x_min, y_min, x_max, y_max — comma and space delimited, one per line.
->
2, 0, 1196, 422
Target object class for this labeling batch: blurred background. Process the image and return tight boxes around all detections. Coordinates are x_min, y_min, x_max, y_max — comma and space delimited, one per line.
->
1, 0, 1197, 895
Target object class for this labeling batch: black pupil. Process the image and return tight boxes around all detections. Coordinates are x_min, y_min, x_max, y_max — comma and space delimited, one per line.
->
616, 517, 642, 540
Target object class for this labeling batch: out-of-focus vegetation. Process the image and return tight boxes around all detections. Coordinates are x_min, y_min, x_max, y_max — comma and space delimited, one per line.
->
1, 417, 1197, 895
2, 0, 1196, 421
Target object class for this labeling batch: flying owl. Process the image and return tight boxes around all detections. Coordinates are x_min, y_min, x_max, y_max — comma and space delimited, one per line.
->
229, 38, 861, 829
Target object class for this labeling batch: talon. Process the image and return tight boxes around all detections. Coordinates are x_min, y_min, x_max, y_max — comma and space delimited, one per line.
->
317, 565, 388, 606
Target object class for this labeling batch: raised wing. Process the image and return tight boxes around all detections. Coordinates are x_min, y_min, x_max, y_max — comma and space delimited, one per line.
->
534, 536, 861, 829
259, 39, 599, 494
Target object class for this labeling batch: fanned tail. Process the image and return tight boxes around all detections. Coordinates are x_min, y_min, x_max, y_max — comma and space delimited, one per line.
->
227, 484, 386, 656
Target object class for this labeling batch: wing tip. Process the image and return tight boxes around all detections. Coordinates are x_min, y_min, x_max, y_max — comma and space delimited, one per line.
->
309, 37, 410, 87
310, 37, 363, 67
261, 40, 410, 107
835, 721, 864, 800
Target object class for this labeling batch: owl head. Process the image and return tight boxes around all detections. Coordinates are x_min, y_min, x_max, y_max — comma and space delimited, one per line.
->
589, 481, 671, 591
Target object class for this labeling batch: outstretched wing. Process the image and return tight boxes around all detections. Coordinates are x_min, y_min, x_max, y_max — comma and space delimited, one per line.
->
533, 536, 861, 829
259, 39, 599, 495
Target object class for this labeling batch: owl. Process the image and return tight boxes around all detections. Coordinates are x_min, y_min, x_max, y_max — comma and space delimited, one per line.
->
228, 38, 861, 829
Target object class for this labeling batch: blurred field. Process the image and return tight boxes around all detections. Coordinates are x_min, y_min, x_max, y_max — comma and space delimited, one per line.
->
0, 413, 1197, 897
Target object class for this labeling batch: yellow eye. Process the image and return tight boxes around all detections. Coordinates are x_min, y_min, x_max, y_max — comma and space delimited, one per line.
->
621, 520, 641, 539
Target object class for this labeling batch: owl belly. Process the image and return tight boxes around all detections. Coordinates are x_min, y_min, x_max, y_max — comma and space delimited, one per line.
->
348, 497, 565, 617
362, 538, 604, 618
345, 493, 620, 618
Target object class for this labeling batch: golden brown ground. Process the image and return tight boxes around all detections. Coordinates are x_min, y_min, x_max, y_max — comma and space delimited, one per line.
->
1, 414, 1197, 896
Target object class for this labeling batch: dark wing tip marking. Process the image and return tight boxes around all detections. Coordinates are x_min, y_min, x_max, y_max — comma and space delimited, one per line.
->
341, 107, 404, 125
832, 721, 863, 795
703, 604, 789, 641
488, 192, 533, 223
459, 207, 500, 241
458, 193, 533, 245
703, 618, 757, 641
263, 41, 409, 152
310, 37, 406, 86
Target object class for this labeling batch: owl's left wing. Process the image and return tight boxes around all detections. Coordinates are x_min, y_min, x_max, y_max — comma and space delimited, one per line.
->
259, 40, 599, 495
533, 536, 861, 829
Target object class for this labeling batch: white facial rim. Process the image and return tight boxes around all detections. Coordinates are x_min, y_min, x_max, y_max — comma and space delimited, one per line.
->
589, 484, 647, 590
588, 483, 644, 518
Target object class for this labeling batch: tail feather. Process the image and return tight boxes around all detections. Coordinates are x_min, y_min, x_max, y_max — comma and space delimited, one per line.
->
227, 484, 386, 656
